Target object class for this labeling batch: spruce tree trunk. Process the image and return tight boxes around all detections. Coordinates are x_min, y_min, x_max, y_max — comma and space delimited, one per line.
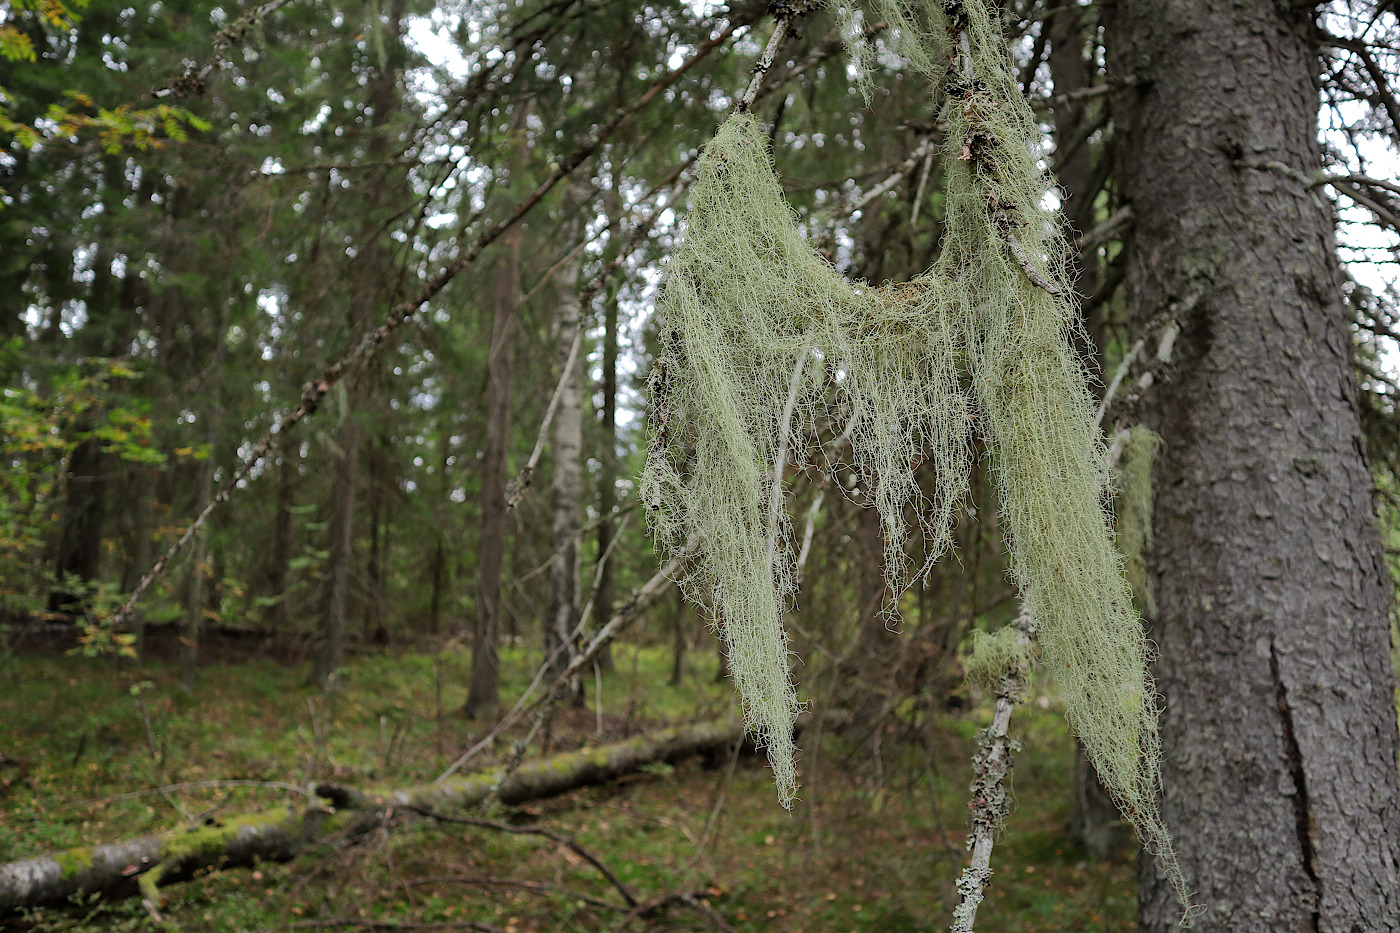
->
594, 286, 620, 674
429, 424, 452, 636
466, 101, 530, 717
1104, 2, 1400, 928
263, 453, 295, 630
314, 419, 358, 691
543, 244, 584, 686
47, 438, 107, 614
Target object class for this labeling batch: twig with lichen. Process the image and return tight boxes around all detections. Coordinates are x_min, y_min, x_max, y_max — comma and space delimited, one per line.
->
953, 615, 1037, 932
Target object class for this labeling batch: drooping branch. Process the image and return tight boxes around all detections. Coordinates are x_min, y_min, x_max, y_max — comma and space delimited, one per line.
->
1322, 33, 1400, 146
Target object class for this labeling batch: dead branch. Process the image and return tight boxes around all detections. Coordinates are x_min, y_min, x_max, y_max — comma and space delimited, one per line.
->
0, 719, 757, 914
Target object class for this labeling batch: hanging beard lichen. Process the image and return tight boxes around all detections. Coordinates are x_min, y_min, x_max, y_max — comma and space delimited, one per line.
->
1114, 426, 1164, 617
642, 0, 1190, 917
640, 112, 972, 806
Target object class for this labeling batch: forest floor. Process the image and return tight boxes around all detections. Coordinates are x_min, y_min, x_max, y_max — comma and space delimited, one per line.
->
0, 643, 1135, 933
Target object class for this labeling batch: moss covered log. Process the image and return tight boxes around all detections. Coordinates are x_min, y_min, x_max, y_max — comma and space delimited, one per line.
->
0, 718, 761, 914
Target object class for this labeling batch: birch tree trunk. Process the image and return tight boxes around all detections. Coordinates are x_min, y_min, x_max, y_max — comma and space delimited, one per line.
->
1105, 2, 1400, 928
543, 237, 585, 685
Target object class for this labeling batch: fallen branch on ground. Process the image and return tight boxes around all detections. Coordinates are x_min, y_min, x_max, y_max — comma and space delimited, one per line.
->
0, 716, 811, 914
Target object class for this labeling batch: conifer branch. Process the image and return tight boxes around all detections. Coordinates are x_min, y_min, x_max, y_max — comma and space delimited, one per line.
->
152, 0, 298, 99
946, 4, 1062, 298
1321, 33, 1400, 145
851, 136, 940, 213
736, 1, 818, 113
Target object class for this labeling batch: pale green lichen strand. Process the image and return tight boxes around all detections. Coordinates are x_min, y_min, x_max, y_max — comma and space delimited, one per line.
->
644, 1, 1188, 915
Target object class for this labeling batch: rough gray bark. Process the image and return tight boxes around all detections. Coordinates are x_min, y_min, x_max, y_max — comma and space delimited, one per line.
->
1105, 2, 1400, 929
543, 240, 585, 683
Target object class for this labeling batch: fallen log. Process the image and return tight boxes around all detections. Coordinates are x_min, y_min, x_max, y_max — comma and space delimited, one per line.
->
0, 718, 751, 914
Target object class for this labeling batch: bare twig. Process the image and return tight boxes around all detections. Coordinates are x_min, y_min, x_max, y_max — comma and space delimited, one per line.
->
1323, 34, 1400, 144
851, 136, 939, 213
611, 892, 737, 933
435, 546, 689, 782
410, 810, 637, 908
505, 327, 584, 510
506, 169, 692, 510
1094, 335, 1147, 428
1075, 205, 1133, 254
406, 875, 621, 911
951, 615, 1037, 933
281, 922, 506, 932
736, 2, 819, 113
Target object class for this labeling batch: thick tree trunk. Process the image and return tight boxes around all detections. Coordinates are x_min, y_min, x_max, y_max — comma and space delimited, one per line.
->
0, 718, 791, 914
1105, 3, 1400, 929
544, 246, 585, 684
466, 103, 530, 717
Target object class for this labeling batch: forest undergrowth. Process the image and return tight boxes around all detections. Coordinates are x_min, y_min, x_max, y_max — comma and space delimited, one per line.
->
0, 647, 1135, 932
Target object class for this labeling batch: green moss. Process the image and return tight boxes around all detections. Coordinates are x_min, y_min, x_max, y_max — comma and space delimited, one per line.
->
161, 806, 293, 863
52, 846, 93, 878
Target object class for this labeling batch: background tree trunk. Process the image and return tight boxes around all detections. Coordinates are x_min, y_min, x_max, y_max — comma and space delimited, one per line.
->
1105, 2, 1400, 928
594, 283, 620, 674
465, 100, 531, 718
544, 243, 585, 689
313, 417, 358, 691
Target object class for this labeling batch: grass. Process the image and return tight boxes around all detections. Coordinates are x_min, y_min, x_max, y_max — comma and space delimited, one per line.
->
0, 642, 1136, 932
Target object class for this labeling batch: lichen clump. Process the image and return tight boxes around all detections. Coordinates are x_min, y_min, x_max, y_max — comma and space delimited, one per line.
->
1114, 426, 1164, 617
642, 0, 1187, 915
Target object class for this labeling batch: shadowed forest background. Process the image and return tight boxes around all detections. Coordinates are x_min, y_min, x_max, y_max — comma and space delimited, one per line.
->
2, 0, 1400, 931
